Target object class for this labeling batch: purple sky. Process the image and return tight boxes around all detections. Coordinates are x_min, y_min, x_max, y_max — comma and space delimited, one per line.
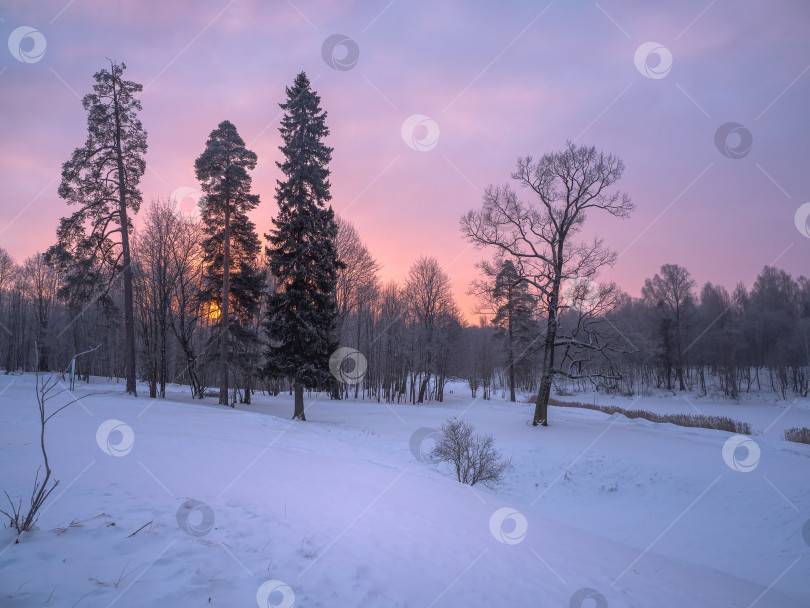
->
1, 0, 809, 319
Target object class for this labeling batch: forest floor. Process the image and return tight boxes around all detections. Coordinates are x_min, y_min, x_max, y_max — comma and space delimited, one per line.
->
0, 373, 808, 607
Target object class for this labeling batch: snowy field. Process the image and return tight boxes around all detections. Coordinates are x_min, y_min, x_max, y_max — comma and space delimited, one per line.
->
1, 374, 809, 607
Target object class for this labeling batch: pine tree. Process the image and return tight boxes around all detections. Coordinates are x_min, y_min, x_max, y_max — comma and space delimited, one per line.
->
45, 61, 147, 395
491, 260, 536, 402
195, 121, 263, 406
265, 72, 342, 421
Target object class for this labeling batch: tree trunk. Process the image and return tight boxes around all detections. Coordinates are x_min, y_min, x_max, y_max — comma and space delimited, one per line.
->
676, 334, 686, 391
417, 373, 430, 403
119, 204, 137, 393
507, 306, 516, 402
533, 285, 559, 426
219, 204, 230, 406
159, 310, 167, 398
293, 381, 306, 420
244, 368, 252, 404
108, 78, 138, 396
534, 360, 553, 426
114, 95, 137, 396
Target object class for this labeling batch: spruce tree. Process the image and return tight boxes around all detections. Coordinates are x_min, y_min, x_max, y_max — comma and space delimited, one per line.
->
265, 72, 342, 421
195, 121, 263, 406
46, 61, 147, 395
492, 260, 536, 402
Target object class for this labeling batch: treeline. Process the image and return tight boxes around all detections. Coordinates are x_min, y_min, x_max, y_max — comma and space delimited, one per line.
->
2, 62, 808, 406
0, 215, 525, 404
600, 264, 810, 399
3, 230, 808, 402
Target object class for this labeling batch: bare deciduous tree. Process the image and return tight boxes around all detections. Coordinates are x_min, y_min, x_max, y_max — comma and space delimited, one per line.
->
461, 142, 633, 426
334, 217, 380, 398
642, 264, 695, 392
168, 216, 206, 398
405, 257, 460, 403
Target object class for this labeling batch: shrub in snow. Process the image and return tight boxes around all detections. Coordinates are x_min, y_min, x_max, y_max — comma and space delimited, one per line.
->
784, 427, 810, 445
431, 418, 512, 489
1, 361, 98, 539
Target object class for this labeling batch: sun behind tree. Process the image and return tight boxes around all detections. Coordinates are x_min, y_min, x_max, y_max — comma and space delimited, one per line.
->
195, 120, 263, 407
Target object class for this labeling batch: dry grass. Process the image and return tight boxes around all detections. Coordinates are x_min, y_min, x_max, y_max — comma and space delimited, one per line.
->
784, 427, 810, 445
531, 396, 752, 434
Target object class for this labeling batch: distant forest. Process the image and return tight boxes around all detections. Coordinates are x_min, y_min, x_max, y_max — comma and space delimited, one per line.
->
3, 237, 809, 402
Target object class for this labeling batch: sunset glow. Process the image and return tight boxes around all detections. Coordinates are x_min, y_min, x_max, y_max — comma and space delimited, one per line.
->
1, 0, 808, 320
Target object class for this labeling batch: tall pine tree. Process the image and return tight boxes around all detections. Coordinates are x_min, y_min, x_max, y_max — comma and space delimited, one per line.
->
46, 61, 147, 395
195, 121, 263, 406
265, 72, 342, 421
491, 260, 536, 402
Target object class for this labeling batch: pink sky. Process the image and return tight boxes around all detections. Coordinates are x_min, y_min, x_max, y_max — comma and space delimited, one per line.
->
1, 0, 809, 321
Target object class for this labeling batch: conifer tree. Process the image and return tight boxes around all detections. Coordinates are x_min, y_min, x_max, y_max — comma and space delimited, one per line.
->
265, 72, 342, 420
195, 121, 263, 406
491, 260, 536, 402
46, 61, 147, 395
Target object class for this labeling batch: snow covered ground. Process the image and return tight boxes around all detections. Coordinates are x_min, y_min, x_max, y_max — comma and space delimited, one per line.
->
0, 374, 808, 607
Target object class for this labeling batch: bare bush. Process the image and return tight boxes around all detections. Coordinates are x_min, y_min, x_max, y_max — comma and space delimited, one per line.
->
784, 427, 810, 445
1, 354, 102, 539
431, 418, 512, 489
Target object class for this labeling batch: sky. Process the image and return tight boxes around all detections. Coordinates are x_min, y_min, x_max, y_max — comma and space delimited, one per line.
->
1, 0, 809, 321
